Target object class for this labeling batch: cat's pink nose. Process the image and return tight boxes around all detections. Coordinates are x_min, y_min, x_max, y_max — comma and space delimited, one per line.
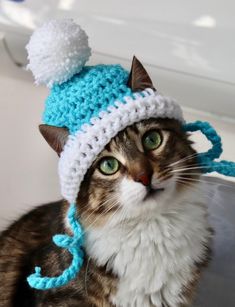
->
135, 173, 151, 186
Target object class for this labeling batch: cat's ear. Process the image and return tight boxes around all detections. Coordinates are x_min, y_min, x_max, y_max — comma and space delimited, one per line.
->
39, 125, 69, 155
127, 56, 155, 92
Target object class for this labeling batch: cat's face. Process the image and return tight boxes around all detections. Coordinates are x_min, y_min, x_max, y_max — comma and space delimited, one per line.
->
78, 118, 199, 227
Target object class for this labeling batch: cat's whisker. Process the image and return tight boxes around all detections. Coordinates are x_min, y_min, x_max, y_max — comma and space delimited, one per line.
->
173, 172, 201, 176
81, 195, 118, 224
171, 165, 208, 173
172, 163, 201, 171
176, 179, 206, 193
171, 160, 206, 170
87, 206, 126, 245
175, 178, 226, 209
174, 172, 229, 185
169, 137, 224, 168
173, 163, 235, 173
83, 201, 120, 234
80, 201, 119, 233
85, 201, 119, 226
174, 175, 235, 190
173, 162, 201, 170
175, 176, 211, 184
176, 180, 208, 199
168, 152, 199, 167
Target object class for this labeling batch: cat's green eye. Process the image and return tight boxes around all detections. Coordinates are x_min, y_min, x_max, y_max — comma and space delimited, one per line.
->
99, 157, 120, 175
142, 130, 162, 151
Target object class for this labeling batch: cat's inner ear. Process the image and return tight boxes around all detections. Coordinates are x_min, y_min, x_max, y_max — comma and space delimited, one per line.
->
127, 56, 156, 92
39, 124, 69, 155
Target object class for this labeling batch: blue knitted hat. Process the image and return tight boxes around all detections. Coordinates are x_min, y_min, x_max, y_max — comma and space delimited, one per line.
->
26, 19, 235, 290
26, 19, 183, 203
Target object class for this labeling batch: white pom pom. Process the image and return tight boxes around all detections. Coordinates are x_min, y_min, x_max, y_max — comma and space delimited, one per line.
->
26, 19, 91, 87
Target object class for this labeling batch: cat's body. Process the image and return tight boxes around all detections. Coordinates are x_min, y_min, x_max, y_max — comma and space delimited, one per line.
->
0, 119, 212, 306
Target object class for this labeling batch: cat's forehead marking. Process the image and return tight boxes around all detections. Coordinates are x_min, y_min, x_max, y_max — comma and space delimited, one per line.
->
96, 119, 182, 166
104, 125, 144, 163
101, 135, 136, 166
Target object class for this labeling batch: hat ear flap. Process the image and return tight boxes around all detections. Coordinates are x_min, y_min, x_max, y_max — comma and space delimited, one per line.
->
127, 56, 155, 92
39, 125, 69, 155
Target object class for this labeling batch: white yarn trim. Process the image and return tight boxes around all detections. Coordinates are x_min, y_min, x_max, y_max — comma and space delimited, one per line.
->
58, 89, 184, 203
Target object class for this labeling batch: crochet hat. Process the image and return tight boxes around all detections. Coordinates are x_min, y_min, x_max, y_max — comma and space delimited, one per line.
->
26, 19, 184, 204
26, 19, 235, 290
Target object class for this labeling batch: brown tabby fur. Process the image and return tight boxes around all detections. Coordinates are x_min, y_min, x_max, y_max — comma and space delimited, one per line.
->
0, 118, 210, 307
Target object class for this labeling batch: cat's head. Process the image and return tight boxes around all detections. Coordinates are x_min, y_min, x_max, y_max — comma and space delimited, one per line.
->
40, 119, 198, 228
76, 118, 198, 226
39, 58, 199, 227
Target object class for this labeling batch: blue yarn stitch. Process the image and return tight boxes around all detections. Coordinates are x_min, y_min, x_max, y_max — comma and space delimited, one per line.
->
183, 121, 235, 177
43, 65, 133, 134
27, 203, 84, 290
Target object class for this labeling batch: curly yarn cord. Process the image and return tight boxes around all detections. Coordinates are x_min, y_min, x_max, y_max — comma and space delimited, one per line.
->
27, 203, 84, 289
184, 121, 235, 177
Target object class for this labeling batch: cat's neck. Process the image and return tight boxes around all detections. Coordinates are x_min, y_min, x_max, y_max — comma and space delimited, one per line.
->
84, 194, 210, 307
85, 197, 208, 269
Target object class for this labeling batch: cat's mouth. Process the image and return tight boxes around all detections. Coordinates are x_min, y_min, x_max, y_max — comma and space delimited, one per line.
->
143, 187, 165, 201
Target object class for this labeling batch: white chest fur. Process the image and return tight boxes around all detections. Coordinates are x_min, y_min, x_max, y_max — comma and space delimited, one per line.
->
85, 197, 210, 307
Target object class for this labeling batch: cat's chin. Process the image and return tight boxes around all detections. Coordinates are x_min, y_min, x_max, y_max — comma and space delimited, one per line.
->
143, 187, 165, 201
117, 187, 175, 222
141, 186, 174, 208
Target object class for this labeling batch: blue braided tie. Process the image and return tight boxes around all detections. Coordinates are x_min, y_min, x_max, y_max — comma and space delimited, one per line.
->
183, 121, 235, 177
27, 203, 84, 290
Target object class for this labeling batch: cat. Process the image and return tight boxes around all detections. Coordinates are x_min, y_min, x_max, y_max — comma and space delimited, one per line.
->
0, 117, 212, 307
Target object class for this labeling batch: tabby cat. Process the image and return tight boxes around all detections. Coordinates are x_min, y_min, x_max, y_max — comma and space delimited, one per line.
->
0, 116, 211, 306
